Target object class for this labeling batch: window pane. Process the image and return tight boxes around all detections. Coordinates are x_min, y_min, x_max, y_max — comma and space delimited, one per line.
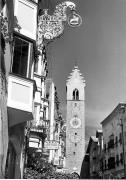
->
34, 60, 38, 73
12, 37, 29, 77
73, 89, 79, 100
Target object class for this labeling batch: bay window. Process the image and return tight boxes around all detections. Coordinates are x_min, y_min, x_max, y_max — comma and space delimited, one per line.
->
11, 36, 33, 78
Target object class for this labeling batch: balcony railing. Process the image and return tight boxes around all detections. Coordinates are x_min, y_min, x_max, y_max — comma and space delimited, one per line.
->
30, 124, 46, 132
7, 73, 36, 127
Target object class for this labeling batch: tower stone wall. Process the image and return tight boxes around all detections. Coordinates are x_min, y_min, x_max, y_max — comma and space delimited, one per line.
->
65, 66, 86, 175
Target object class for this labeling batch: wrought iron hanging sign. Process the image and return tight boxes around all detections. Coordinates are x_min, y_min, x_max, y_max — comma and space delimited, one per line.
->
68, 10, 82, 27
37, 1, 82, 46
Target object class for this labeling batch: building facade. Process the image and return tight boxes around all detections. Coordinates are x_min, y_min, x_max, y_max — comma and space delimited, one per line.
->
0, 0, 82, 178
0, 0, 39, 178
29, 77, 65, 169
0, 0, 9, 177
80, 153, 90, 179
96, 130, 104, 178
101, 103, 126, 179
84, 130, 103, 179
86, 136, 99, 179
28, 44, 48, 159
65, 66, 86, 175
45, 79, 65, 167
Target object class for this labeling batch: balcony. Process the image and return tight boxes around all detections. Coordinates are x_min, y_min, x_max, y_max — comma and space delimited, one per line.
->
7, 73, 36, 127
30, 124, 46, 133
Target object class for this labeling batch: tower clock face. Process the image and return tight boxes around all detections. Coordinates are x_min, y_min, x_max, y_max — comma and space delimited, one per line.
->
70, 116, 81, 128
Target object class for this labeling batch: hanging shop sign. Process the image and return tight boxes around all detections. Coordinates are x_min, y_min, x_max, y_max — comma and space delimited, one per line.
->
53, 157, 59, 166
44, 140, 59, 150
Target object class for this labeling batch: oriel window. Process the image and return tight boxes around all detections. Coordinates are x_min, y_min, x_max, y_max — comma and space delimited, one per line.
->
11, 36, 33, 78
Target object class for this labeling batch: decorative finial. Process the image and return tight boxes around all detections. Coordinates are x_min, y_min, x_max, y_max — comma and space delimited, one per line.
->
74, 60, 78, 68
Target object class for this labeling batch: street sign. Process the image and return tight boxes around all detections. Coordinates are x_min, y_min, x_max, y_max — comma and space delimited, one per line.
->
44, 140, 59, 150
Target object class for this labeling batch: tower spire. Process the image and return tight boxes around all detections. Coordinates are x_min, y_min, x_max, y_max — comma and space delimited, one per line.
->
67, 65, 85, 84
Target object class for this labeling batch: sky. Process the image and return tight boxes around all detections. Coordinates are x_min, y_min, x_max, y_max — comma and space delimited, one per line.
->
44, 0, 126, 130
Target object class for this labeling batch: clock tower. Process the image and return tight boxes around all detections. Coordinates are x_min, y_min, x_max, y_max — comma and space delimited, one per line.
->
65, 66, 86, 175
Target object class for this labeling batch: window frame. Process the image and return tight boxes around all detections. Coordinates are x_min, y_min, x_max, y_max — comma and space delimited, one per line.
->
11, 35, 33, 78
73, 88, 79, 100
14, 0, 37, 40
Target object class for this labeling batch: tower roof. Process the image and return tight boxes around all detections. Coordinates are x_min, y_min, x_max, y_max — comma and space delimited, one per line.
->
67, 66, 85, 84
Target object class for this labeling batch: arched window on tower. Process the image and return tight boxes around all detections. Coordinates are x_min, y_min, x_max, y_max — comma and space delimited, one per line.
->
73, 89, 79, 100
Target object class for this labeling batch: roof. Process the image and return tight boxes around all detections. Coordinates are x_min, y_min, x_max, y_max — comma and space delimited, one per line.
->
96, 129, 102, 133
96, 129, 103, 138
91, 136, 98, 142
101, 102, 126, 125
86, 136, 98, 153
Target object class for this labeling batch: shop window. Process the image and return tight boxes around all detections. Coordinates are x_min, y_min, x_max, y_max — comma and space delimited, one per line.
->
11, 36, 33, 78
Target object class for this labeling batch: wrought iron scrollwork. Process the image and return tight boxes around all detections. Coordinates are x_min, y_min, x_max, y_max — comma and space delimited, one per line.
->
37, 1, 82, 48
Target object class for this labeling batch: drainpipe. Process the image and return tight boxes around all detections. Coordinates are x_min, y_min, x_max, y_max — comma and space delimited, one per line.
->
120, 105, 126, 179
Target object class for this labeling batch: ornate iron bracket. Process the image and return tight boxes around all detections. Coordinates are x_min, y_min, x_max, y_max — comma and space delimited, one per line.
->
37, 1, 82, 49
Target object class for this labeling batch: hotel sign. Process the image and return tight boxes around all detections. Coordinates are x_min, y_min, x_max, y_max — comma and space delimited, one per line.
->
44, 140, 59, 150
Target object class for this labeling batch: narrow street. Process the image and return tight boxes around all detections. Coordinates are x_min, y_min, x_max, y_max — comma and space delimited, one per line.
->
1, 0, 126, 179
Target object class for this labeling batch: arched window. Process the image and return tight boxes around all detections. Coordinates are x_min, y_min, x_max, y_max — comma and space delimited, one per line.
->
73, 89, 79, 100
